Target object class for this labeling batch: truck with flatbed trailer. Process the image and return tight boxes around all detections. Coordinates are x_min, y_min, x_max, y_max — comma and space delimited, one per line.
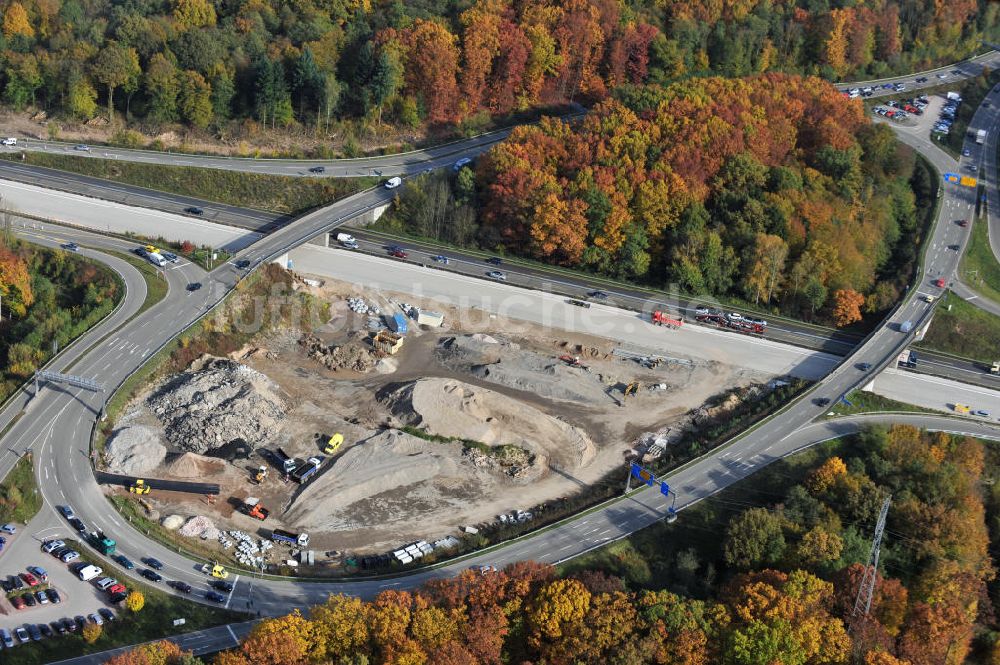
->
651, 311, 683, 329
271, 529, 310, 547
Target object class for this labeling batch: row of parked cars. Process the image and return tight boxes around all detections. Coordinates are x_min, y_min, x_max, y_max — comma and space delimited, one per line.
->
934, 96, 961, 135
873, 95, 928, 123
3, 566, 61, 611
0, 610, 115, 648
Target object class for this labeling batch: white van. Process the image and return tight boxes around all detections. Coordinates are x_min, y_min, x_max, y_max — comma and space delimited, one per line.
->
77, 565, 103, 582
384, 177, 402, 189
2, 137, 16, 146
335, 232, 358, 248
146, 252, 167, 267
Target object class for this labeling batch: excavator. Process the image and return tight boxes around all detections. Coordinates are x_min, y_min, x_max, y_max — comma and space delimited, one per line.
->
623, 382, 641, 398
129, 479, 150, 495
239, 497, 270, 521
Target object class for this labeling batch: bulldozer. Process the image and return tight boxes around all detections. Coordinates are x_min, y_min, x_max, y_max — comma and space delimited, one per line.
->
252, 465, 268, 484
239, 497, 270, 521
129, 479, 150, 495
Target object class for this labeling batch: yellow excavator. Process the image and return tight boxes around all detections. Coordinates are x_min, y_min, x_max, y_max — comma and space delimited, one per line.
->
623, 382, 641, 398
129, 479, 150, 495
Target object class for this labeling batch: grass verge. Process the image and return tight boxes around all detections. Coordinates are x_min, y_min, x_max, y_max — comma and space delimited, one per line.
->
826, 389, 930, 417
14, 539, 246, 665
102, 250, 168, 317
0, 454, 41, 524
0, 151, 375, 215
916, 290, 1000, 362
959, 201, 1000, 303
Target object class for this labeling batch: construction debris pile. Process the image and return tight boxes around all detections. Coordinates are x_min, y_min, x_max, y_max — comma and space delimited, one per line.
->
147, 357, 287, 454
346, 297, 381, 315
220, 530, 273, 569
104, 418, 167, 475
178, 515, 220, 540
299, 332, 378, 372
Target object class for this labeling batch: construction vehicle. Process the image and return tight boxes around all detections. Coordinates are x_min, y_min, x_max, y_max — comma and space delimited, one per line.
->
87, 531, 116, 556
623, 382, 641, 398
324, 434, 344, 455
272, 529, 310, 547
200, 563, 229, 579
651, 311, 683, 329
275, 448, 298, 474
253, 465, 268, 484
694, 309, 766, 334
978, 129, 987, 145
129, 479, 150, 495
239, 497, 269, 521
291, 456, 323, 484
991, 361, 1000, 375
557, 355, 589, 370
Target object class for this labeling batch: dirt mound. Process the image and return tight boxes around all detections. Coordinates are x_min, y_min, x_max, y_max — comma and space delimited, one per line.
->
438, 335, 610, 405
105, 423, 166, 475
286, 429, 465, 531
164, 452, 226, 478
300, 332, 377, 372
384, 378, 596, 469
147, 357, 286, 454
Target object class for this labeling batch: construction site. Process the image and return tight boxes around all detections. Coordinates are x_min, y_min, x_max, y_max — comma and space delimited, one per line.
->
101, 274, 780, 572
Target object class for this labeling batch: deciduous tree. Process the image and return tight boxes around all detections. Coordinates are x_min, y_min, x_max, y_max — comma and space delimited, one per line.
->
832, 288, 865, 327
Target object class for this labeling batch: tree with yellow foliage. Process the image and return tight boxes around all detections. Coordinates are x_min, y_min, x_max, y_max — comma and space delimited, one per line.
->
125, 590, 145, 613
805, 456, 848, 494
2, 2, 34, 40
82, 621, 102, 644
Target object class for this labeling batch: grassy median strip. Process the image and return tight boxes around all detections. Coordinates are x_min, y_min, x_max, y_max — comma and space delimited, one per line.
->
916, 291, 1000, 363
14, 540, 246, 665
959, 213, 1000, 302
827, 390, 930, 417
0, 151, 375, 214
0, 454, 41, 524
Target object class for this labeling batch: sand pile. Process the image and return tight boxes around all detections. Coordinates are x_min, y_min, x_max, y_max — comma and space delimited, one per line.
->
385, 378, 596, 469
105, 424, 166, 475
286, 429, 464, 531
161, 515, 185, 530
148, 357, 286, 454
164, 452, 226, 478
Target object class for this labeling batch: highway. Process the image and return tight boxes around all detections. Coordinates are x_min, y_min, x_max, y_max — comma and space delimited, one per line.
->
1, 51, 1000, 660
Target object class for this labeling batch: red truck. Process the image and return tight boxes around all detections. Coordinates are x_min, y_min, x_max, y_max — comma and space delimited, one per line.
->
652, 311, 683, 329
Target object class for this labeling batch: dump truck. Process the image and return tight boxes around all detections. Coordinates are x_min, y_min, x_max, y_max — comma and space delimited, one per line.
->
129, 479, 150, 495
651, 311, 683, 329
271, 529, 310, 547
239, 497, 270, 521
291, 457, 323, 484
275, 448, 297, 474
87, 531, 116, 556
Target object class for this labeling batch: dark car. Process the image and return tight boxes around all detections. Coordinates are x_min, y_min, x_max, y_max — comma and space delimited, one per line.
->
169, 580, 193, 593
308, 166, 326, 173
46, 588, 61, 604
74, 616, 87, 631
567, 299, 591, 308
0, 577, 13, 593
69, 517, 86, 532
109, 591, 128, 604
587, 290, 609, 300
212, 580, 234, 592
27, 623, 41, 641
857, 362, 872, 371
949, 244, 961, 251
9, 574, 24, 590
62, 617, 76, 633
388, 249, 408, 259
486, 256, 503, 265
814, 397, 831, 407
235, 259, 251, 269
205, 591, 227, 603
915, 76, 928, 83
98, 608, 115, 622
187, 282, 202, 291
184, 206, 204, 215
142, 557, 164, 570
113, 554, 135, 570
957, 219, 970, 228
20, 592, 36, 607
38, 623, 52, 638
141, 568, 163, 583
61, 242, 79, 252
51, 620, 66, 635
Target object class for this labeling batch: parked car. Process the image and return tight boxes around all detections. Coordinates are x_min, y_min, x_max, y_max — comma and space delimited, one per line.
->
51, 620, 66, 635
1, 524, 16, 534
27, 566, 47, 582
20, 593, 35, 607
1, 577, 13, 592
46, 589, 61, 604
20, 572, 38, 587
38, 623, 51, 638
10, 595, 25, 610
62, 618, 76, 633
567, 299, 591, 308
113, 554, 135, 570
98, 608, 115, 622
108, 583, 126, 595
42, 539, 65, 553
60, 550, 80, 563
0, 628, 13, 647
34, 591, 48, 605
109, 591, 128, 604
88, 613, 103, 626
14, 626, 29, 643
74, 616, 86, 631
142, 557, 164, 570
8, 574, 23, 590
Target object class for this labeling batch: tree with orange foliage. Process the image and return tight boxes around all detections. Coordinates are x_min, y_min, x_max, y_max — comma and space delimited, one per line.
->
397, 19, 461, 124
105, 641, 189, 665
805, 456, 848, 494
217, 611, 316, 665
832, 288, 865, 327
0, 240, 33, 317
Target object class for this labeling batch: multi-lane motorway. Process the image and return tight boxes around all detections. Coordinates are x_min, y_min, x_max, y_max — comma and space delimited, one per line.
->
2, 51, 1000, 660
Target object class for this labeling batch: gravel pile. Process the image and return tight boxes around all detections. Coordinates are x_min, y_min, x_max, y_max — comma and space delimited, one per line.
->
179, 515, 220, 540
148, 357, 287, 454
104, 424, 166, 475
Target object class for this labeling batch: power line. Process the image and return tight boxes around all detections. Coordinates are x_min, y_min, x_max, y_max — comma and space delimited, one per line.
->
852, 496, 892, 624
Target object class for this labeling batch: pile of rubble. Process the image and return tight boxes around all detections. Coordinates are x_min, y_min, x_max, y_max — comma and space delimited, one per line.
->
104, 423, 166, 475
179, 515, 220, 541
463, 446, 534, 479
299, 333, 377, 373
147, 357, 287, 455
